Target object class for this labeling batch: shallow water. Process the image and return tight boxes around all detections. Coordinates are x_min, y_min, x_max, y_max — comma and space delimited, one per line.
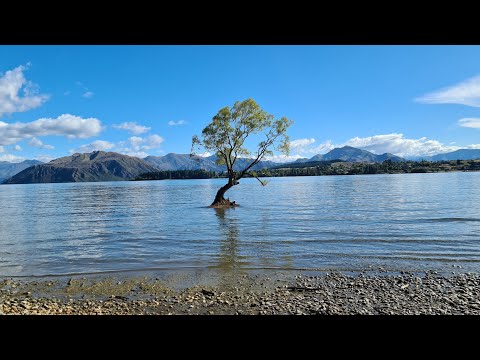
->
1, 172, 479, 277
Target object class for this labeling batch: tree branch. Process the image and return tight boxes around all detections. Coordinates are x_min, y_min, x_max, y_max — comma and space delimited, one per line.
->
248, 171, 268, 186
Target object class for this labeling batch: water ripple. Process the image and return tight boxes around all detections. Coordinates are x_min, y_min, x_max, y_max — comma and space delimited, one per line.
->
0, 173, 480, 276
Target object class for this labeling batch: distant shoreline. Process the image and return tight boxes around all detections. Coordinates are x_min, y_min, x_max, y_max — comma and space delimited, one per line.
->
135, 159, 480, 181
2, 166, 480, 185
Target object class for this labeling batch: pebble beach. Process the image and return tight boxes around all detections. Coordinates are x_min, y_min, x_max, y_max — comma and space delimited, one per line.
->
1, 270, 479, 315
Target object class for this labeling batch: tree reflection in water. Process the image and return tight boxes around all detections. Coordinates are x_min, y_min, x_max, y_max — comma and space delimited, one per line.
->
214, 208, 241, 270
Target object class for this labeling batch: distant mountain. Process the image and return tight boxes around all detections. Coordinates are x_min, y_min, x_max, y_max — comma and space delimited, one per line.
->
144, 153, 277, 172
306, 146, 405, 163
4, 151, 158, 184
0, 160, 43, 183
144, 153, 215, 171
420, 149, 480, 161
293, 157, 310, 163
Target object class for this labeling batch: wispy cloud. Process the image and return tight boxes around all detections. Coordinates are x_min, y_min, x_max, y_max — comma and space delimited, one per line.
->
309, 140, 335, 154
290, 138, 315, 149
342, 133, 460, 158
76, 81, 94, 99
265, 154, 306, 163
117, 134, 164, 157
0, 153, 25, 163
285, 133, 472, 159
288, 138, 335, 155
34, 154, 54, 163
28, 137, 54, 150
458, 118, 480, 128
197, 151, 212, 157
12, 144, 22, 151
0, 145, 4, 153
0, 64, 49, 117
70, 140, 115, 154
113, 121, 151, 135
0, 114, 102, 146
71, 134, 165, 157
416, 75, 480, 107
168, 120, 187, 126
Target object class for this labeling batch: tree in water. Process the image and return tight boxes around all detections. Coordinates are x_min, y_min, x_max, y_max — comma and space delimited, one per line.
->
191, 98, 293, 208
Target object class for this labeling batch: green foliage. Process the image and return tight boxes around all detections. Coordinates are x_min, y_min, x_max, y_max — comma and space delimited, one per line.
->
134, 169, 217, 181
191, 98, 293, 184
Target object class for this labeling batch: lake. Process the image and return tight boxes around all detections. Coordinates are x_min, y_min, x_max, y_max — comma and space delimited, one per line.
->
1, 172, 479, 277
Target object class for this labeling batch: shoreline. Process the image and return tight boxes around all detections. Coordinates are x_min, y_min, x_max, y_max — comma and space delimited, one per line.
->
1, 269, 479, 315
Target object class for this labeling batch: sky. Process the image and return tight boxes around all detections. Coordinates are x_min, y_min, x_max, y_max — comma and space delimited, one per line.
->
1, 45, 480, 163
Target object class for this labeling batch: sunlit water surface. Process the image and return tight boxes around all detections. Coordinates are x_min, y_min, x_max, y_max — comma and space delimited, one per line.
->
1, 173, 479, 277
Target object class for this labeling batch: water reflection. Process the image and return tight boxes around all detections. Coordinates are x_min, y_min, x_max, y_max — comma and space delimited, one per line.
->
214, 208, 240, 270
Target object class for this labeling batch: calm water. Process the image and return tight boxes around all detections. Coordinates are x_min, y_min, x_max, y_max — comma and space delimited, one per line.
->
1, 173, 480, 277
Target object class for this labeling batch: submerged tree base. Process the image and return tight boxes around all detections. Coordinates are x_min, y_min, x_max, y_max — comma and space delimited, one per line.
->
209, 198, 239, 208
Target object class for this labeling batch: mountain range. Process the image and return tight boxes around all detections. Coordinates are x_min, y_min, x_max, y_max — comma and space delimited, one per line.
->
0, 160, 43, 183
5, 151, 157, 184
296, 146, 405, 163
418, 149, 480, 161
144, 153, 277, 172
2, 146, 480, 184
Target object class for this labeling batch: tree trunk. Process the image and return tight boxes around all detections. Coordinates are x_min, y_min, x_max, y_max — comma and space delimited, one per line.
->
210, 181, 236, 207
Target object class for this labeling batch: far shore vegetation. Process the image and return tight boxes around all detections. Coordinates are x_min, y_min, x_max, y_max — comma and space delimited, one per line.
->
133, 159, 480, 181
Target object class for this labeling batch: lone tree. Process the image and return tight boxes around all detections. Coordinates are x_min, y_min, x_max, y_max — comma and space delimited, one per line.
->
191, 98, 293, 208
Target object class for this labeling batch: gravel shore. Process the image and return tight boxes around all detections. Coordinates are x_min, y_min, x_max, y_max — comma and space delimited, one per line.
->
1, 271, 479, 315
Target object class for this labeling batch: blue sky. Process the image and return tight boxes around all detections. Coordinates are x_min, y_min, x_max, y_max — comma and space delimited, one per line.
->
1, 45, 480, 163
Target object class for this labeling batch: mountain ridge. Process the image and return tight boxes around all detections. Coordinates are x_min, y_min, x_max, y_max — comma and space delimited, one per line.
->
303, 146, 405, 163
0, 160, 43, 183
418, 149, 480, 161
4, 151, 158, 184
144, 153, 277, 172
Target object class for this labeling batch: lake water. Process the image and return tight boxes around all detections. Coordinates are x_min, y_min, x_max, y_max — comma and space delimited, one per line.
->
1, 172, 480, 277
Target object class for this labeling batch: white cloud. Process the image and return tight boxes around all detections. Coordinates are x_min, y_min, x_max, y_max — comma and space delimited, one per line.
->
290, 138, 315, 149
0, 64, 49, 117
0, 114, 102, 146
34, 154, 54, 163
113, 122, 151, 135
70, 140, 115, 154
117, 134, 164, 157
416, 75, 480, 107
285, 133, 475, 159
12, 144, 22, 151
286, 138, 335, 159
67, 134, 165, 158
308, 140, 335, 154
168, 120, 186, 126
123, 151, 149, 158
0, 154, 25, 163
144, 134, 164, 148
82, 91, 94, 99
197, 151, 212, 157
28, 137, 54, 150
342, 133, 459, 158
264, 154, 306, 163
0, 145, 4, 153
458, 118, 480, 128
